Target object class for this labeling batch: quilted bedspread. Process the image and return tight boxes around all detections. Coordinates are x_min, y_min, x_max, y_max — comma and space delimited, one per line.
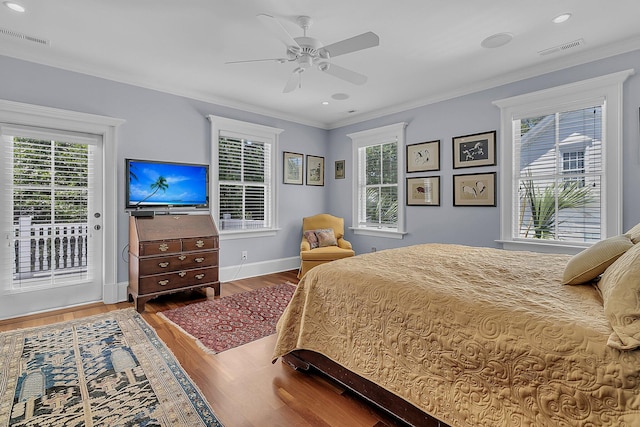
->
273, 244, 640, 426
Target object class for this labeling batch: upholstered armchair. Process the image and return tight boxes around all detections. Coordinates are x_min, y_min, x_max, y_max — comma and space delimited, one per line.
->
298, 213, 355, 278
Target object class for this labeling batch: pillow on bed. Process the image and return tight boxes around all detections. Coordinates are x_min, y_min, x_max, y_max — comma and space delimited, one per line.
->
316, 229, 337, 247
562, 234, 634, 285
625, 222, 640, 244
304, 230, 320, 249
598, 242, 640, 350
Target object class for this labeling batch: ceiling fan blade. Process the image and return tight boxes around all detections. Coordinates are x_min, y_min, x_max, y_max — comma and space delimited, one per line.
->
225, 58, 290, 64
321, 31, 379, 58
257, 13, 300, 49
320, 63, 368, 85
283, 69, 302, 93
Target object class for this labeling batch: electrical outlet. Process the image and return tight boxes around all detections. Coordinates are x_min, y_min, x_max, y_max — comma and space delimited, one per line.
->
241, 251, 248, 260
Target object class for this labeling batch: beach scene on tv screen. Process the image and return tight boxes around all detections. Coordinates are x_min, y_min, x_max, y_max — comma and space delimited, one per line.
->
129, 161, 207, 206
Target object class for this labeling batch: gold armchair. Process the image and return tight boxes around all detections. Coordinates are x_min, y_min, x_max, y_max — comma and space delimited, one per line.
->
298, 213, 355, 278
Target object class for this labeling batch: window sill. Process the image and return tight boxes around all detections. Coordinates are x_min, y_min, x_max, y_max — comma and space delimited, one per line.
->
220, 228, 279, 240
351, 227, 406, 239
496, 239, 588, 255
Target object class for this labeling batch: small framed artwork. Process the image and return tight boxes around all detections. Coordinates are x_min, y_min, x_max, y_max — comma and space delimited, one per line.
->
283, 151, 303, 185
407, 176, 440, 206
335, 160, 345, 179
306, 155, 324, 186
452, 130, 496, 169
453, 172, 496, 207
406, 140, 440, 172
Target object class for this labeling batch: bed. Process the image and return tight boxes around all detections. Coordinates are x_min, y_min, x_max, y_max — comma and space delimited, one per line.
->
272, 242, 640, 426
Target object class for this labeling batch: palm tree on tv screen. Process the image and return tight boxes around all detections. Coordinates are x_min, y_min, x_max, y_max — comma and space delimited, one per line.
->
135, 176, 169, 206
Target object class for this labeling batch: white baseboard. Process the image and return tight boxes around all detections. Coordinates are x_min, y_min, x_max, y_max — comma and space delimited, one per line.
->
108, 256, 300, 303
220, 256, 299, 282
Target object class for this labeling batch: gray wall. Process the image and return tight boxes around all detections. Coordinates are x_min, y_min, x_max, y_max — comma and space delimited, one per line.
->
0, 55, 327, 283
327, 49, 640, 255
2, 48, 640, 282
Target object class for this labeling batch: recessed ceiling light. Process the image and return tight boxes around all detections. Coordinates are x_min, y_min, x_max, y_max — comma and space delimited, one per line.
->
3, 1, 25, 12
480, 32, 513, 49
321, 101, 329, 105
552, 13, 572, 24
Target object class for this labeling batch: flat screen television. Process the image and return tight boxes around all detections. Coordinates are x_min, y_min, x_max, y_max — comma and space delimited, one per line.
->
125, 158, 209, 211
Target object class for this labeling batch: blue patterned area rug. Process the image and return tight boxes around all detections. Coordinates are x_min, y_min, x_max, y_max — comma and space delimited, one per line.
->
0, 308, 223, 427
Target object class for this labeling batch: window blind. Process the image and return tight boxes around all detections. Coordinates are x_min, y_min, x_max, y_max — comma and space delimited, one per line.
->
218, 135, 271, 231
1, 125, 97, 290
515, 106, 602, 242
358, 141, 398, 228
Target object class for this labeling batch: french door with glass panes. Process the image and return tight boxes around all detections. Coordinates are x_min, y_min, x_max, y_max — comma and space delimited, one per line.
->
0, 125, 103, 318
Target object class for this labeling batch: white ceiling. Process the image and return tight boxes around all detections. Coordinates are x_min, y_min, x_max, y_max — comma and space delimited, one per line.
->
1, 0, 640, 129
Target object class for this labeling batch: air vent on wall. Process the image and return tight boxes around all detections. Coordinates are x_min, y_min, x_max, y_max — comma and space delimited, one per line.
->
0, 27, 49, 46
538, 38, 584, 56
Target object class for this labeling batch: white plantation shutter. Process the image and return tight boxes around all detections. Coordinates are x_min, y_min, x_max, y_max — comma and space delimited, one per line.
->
349, 122, 406, 237
1, 124, 98, 291
218, 134, 272, 230
209, 115, 281, 236
515, 106, 603, 242
357, 141, 398, 228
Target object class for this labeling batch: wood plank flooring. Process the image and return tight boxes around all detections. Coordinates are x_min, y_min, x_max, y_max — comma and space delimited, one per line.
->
0, 270, 406, 427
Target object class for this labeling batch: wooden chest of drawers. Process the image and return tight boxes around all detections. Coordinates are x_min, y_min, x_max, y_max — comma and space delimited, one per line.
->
128, 214, 220, 312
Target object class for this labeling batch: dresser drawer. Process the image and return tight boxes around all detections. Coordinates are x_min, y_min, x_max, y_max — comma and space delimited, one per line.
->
182, 237, 218, 252
139, 240, 182, 256
138, 254, 187, 275
180, 250, 218, 270
138, 267, 219, 294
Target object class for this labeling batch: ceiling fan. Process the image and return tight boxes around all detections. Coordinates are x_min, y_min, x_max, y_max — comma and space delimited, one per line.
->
227, 14, 380, 93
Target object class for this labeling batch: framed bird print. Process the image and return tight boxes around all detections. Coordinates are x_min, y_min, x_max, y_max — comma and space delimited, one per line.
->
452, 131, 496, 169
453, 172, 496, 206
407, 176, 440, 206
406, 140, 440, 173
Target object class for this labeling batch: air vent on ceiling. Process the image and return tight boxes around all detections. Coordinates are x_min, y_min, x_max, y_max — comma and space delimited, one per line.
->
0, 27, 50, 46
538, 38, 584, 56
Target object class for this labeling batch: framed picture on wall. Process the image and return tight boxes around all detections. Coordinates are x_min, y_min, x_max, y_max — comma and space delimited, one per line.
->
306, 155, 324, 186
452, 131, 496, 169
406, 140, 440, 172
335, 160, 345, 179
453, 172, 496, 206
407, 176, 440, 206
283, 151, 303, 185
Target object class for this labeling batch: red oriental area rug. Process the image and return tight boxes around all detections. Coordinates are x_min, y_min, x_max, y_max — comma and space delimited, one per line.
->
159, 283, 296, 354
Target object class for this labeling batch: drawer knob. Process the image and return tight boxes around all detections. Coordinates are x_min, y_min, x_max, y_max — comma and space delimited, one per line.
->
196, 240, 205, 248
178, 272, 186, 277
158, 262, 169, 268
195, 257, 205, 263
195, 274, 205, 280
159, 243, 169, 252
158, 280, 169, 286
178, 255, 186, 261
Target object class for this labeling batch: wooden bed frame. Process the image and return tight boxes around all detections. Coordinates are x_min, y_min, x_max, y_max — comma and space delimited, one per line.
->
282, 350, 449, 427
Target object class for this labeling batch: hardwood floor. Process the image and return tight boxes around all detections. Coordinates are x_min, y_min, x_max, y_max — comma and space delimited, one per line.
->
0, 270, 406, 427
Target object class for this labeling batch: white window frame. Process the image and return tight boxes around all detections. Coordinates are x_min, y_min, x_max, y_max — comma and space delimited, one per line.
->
493, 69, 632, 254
208, 115, 282, 240
348, 122, 407, 239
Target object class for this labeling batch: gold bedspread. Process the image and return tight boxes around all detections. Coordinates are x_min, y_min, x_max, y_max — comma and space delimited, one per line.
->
273, 244, 640, 426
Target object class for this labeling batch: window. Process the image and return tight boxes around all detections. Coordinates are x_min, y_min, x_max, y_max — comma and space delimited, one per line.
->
208, 115, 282, 238
494, 70, 631, 252
348, 122, 406, 238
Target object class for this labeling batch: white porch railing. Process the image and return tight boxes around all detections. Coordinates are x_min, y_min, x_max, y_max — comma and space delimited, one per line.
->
13, 217, 89, 279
